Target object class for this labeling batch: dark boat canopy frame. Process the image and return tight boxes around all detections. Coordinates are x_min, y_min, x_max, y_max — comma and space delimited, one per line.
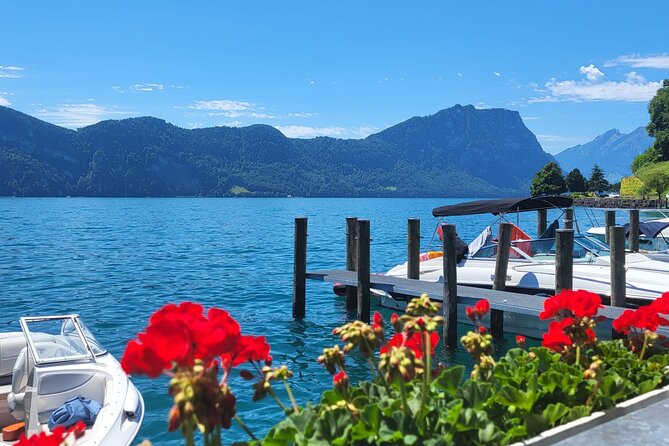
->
432, 196, 573, 217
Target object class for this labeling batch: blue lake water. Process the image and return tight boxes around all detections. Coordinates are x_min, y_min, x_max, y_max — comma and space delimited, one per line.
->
0, 198, 623, 444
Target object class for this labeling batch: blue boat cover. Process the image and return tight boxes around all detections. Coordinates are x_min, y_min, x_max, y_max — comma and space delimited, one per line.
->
623, 220, 669, 239
48, 396, 102, 430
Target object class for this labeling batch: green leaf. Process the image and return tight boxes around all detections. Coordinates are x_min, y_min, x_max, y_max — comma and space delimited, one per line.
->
478, 422, 501, 443
350, 403, 380, 441
542, 402, 570, 426
495, 381, 537, 412
458, 380, 492, 410
404, 434, 418, 445
311, 408, 352, 446
432, 365, 465, 396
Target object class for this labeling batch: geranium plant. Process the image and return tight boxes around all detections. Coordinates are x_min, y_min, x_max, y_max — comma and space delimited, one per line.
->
22, 290, 669, 445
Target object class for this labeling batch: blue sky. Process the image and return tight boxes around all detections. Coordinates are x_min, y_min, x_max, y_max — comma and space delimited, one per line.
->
1, 1, 668, 154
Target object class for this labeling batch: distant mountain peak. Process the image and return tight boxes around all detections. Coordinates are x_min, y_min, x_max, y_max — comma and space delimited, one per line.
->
555, 127, 654, 182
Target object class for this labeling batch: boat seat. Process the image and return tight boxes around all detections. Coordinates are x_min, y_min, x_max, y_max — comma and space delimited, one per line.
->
6, 348, 32, 422
0, 333, 27, 381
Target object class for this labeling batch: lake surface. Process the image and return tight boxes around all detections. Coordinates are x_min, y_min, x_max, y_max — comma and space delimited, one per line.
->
0, 198, 623, 444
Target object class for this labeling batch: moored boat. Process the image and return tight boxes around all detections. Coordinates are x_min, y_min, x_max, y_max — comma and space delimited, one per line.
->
0, 315, 143, 445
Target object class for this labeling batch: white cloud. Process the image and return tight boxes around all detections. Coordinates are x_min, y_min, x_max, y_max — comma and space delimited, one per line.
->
112, 86, 124, 93
219, 120, 243, 127
130, 83, 164, 92
625, 71, 647, 83
289, 112, 315, 118
606, 54, 669, 69
0, 94, 10, 106
530, 65, 662, 103
0, 65, 25, 79
170, 84, 187, 89
456, 72, 463, 77
532, 78, 662, 102
274, 125, 377, 139
186, 122, 203, 129
579, 64, 604, 82
522, 116, 540, 121
35, 103, 132, 128
188, 100, 254, 111
493, 71, 501, 77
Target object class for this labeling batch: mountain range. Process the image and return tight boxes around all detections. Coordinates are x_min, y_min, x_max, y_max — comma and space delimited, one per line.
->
555, 127, 653, 182
0, 104, 554, 197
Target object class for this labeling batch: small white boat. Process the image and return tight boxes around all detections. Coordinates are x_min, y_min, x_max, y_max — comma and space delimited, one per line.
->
383, 197, 669, 304
0, 315, 143, 445
586, 214, 669, 253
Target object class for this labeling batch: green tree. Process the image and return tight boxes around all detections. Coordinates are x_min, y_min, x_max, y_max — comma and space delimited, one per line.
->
640, 170, 669, 201
587, 164, 609, 193
530, 162, 566, 196
647, 79, 669, 161
565, 168, 586, 192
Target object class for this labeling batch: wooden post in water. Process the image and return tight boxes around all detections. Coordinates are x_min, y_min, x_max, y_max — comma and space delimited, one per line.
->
441, 224, 458, 348
408, 218, 420, 280
356, 219, 371, 323
555, 229, 574, 294
292, 217, 308, 319
629, 209, 640, 253
491, 222, 512, 338
605, 211, 616, 244
345, 217, 358, 311
537, 209, 548, 238
609, 226, 626, 308
563, 208, 574, 230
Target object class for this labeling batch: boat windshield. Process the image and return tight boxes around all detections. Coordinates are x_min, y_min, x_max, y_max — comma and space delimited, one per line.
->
19, 315, 101, 365
470, 235, 609, 262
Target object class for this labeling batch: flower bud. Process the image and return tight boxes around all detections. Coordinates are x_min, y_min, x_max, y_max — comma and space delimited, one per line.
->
516, 335, 526, 348
239, 369, 255, 381
333, 371, 349, 392
167, 405, 181, 432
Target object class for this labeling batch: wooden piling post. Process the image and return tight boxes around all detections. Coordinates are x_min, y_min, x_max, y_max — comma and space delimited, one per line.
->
408, 218, 420, 280
491, 222, 512, 338
345, 217, 358, 310
605, 210, 616, 244
609, 226, 626, 308
629, 209, 640, 253
563, 208, 574, 230
537, 209, 547, 238
292, 217, 307, 319
441, 224, 458, 348
356, 219, 371, 323
555, 229, 574, 294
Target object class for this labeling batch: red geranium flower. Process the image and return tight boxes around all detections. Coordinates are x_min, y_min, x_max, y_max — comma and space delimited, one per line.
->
542, 319, 573, 352
516, 335, 526, 348
228, 335, 271, 367
380, 331, 439, 359
333, 370, 348, 385
465, 306, 476, 321
474, 299, 490, 318
373, 312, 383, 330
121, 340, 166, 377
650, 292, 669, 315
539, 289, 603, 320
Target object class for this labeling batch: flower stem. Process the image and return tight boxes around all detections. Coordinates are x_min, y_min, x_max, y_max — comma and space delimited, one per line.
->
420, 331, 431, 413
283, 378, 300, 413
575, 345, 581, 366
640, 332, 650, 359
399, 378, 410, 416
268, 388, 288, 412
235, 415, 258, 441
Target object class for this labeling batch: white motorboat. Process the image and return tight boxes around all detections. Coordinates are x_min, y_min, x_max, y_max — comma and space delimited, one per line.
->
0, 315, 143, 445
586, 213, 669, 253
384, 197, 669, 304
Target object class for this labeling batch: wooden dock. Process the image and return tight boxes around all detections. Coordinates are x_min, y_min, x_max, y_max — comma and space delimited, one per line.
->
306, 269, 631, 321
